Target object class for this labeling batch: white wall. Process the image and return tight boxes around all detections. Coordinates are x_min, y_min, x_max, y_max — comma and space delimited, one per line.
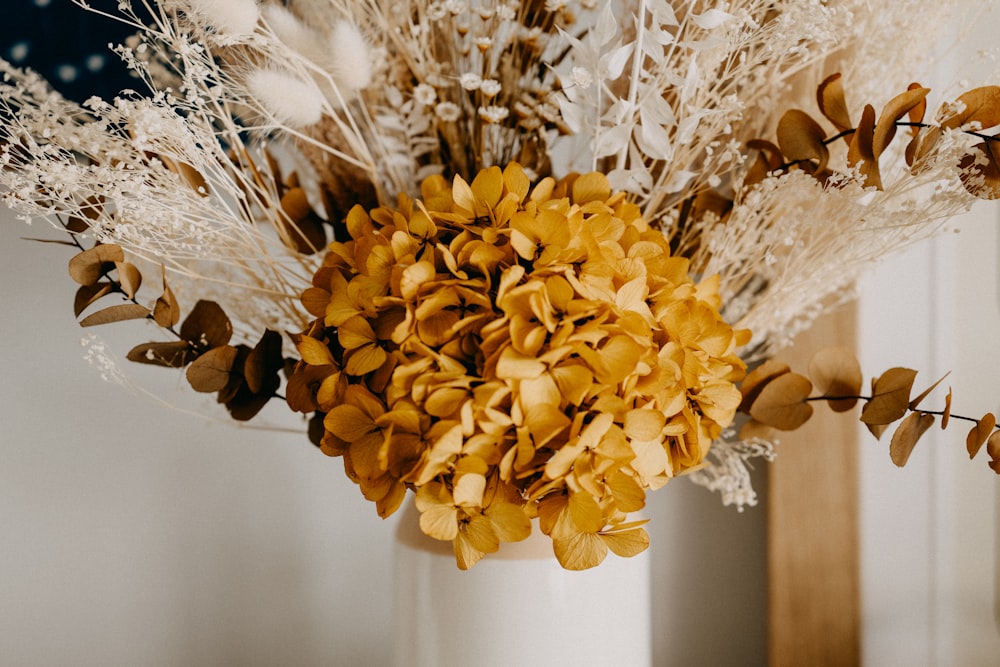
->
856, 8, 1000, 664
858, 200, 1000, 667
0, 208, 398, 666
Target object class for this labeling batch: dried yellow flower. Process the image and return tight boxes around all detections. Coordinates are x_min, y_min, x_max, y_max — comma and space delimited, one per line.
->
290, 163, 747, 569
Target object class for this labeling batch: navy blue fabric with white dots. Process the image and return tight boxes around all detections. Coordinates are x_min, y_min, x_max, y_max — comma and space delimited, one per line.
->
1, 0, 142, 101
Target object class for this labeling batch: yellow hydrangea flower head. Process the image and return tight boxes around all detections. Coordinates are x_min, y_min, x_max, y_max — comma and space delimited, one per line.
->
289, 163, 748, 569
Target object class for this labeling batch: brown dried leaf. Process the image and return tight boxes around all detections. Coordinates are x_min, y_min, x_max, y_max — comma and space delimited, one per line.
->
889, 412, 935, 467
161, 154, 208, 196
214, 346, 249, 407
808, 346, 862, 412
65, 216, 90, 234
126, 341, 194, 368
115, 261, 142, 299
941, 388, 952, 430
153, 267, 180, 328
776, 109, 830, 172
278, 187, 327, 254
80, 195, 104, 221
966, 412, 996, 458
986, 431, 1000, 473
866, 422, 890, 441
738, 358, 791, 413
73, 282, 114, 317
79, 303, 151, 327
748, 372, 814, 431
848, 104, 882, 188
68, 244, 125, 286
874, 86, 930, 157
180, 300, 233, 350
742, 140, 784, 191
908, 126, 942, 168
958, 140, 1000, 200
244, 329, 283, 395
186, 345, 238, 393
940, 86, 1000, 131
860, 367, 917, 425
738, 419, 775, 441
909, 371, 951, 410
816, 73, 852, 137
906, 83, 928, 133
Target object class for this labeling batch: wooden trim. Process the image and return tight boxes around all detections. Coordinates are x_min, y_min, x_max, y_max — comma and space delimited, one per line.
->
767, 305, 861, 666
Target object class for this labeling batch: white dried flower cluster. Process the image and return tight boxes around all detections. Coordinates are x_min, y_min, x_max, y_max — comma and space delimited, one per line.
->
702, 131, 978, 358
687, 435, 777, 510
553, 0, 852, 207
0, 17, 318, 340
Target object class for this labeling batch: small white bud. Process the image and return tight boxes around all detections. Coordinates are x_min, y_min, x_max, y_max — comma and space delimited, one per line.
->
328, 21, 372, 91
189, 0, 260, 38
260, 4, 310, 45
246, 68, 324, 128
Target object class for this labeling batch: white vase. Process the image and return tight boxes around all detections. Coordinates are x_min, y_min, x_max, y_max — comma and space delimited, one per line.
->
391, 503, 652, 667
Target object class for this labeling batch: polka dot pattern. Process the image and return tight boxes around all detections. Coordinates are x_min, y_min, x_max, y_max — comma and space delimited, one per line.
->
1, 1, 143, 101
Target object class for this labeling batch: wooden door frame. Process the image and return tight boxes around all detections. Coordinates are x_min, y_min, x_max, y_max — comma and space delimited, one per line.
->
767, 305, 861, 666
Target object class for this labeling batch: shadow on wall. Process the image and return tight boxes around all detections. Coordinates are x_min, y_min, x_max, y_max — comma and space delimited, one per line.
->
648, 466, 769, 667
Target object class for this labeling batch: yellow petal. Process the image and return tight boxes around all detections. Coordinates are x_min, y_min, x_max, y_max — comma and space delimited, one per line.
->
553, 531, 608, 570
629, 438, 670, 484
323, 404, 376, 442
297, 336, 336, 366
453, 473, 487, 507
496, 346, 546, 379
346, 432, 387, 481
606, 469, 647, 512
510, 228, 538, 261
470, 165, 503, 211
417, 310, 460, 347
551, 364, 594, 406
502, 163, 530, 201
425, 386, 468, 418
460, 513, 500, 553
523, 403, 571, 448
519, 373, 562, 408
452, 174, 475, 215
420, 504, 459, 541
338, 316, 377, 349
399, 261, 436, 300
345, 344, 387, 376
600, 527, 650, 558
415, 423, 464, 486
486, 502, 532, 543
544, 442, 582, 480
316, 372, 345, 408
571, 171, 612, 204
595, 335, 644, 385
345, 204, 372, 240
568, 490, 604, 533
375, 481, 407, 518
624, 408, 666, 441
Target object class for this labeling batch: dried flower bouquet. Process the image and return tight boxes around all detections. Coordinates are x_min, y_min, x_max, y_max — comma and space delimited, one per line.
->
1, 0, 998, 570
